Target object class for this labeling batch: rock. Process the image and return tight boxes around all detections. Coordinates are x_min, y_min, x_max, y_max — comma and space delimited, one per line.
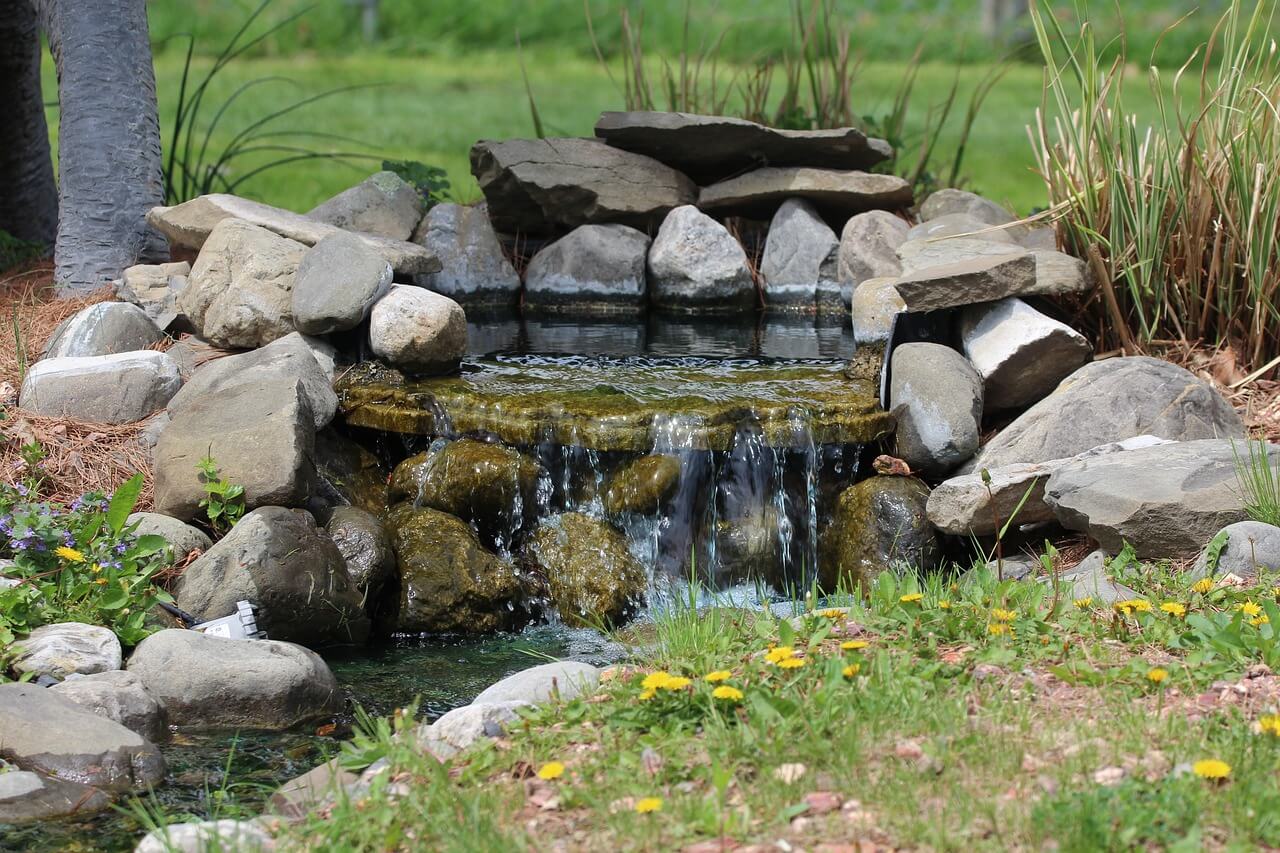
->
413, 203, 520, 305
128, 513, 213, 561
134, 819, 276, 853
117, 261, 191, 329
306, 170, 424, 241
1191, 521, 1280, 581
0, 769, 110, 824
470, 137, 697, 235
19, 351, 181, 424
919, 189, 1014, 226
837, 210, 909, 305
368, 285, 467, 374
603, 454, 681, 515
300, 334, 338, 381
890, 343, 983, 477
819, 477, 940, 590
388, 438, 544, 533
525, 512, 647, 628
1053, 550, 1137, 605
0, 683, 165, 792
326, 506, 395, 596
891, 253, 1037, 312
760, 198, 841, 313
851, 277, 905, 345
291, 231, 393, 334
43, 302, 164, 359
50, 670, 168, 743
153, 376, 316, 519
967, 357, 1244, 470
472, 661, 601, 705
1044, 439, 1280, 559
896, 238, 1089, 298
906, 212, 1017, 244
167, 332, 338, 430
269, 760, 356, 822
174, 507, 368, 646
647, 205, 754, 313
147, 193, 440, 275
127, 629, 343, 731
384, 504, 530, 634
698, 167, 913, 219
11, 622, 122, 680
416, 700, 530, 761
524, 223, 651, 315
593, 111, 892, 184
959, 298, 1092, 413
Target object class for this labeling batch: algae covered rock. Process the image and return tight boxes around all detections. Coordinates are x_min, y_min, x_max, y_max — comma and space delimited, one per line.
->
388, 439, 544, 532
385, 503, 531, 634
819, 477, 940, 591
603, 454, 681, 515
524, 512, 646, 628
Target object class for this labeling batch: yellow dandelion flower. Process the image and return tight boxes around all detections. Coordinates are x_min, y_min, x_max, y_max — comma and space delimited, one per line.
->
764, 646, 795, 664
660, 676, 691, 690
1239, 601, 1263, 617
843, 664, 861, 678
775, 657, 806, 670
1251, 615, 1270, 627
635, 797, 663, 814
1192, 577, 1215, 594
819, 608, 845, 619
991, 608, 1017, 622
840, 640, 869, 651
1192, 759, 1231, 780
90, 564, 103, 574
1147, 667, 1168, 684
1160, 602, 1187, 617
704, 670, 732, 683
641, 671, 673, 690
1115, 599, 1152, 615
94, 577, 109, 586
639, 688, 656, 702
899, 593, 923, 604
987, 622, 1013, 636
1259, 715, 1280, 736
1131, 599, 1153, 613
1073, 597, 1093, 609
537, 762, 565, 781
712, 685, 743, 701
54, 546, 85, 563
938, 600, 952, 610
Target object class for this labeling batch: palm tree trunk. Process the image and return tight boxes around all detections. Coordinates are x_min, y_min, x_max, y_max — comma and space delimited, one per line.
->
0, 0, 58, 249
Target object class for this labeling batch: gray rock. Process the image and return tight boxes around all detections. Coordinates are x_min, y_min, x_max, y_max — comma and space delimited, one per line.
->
291, 232, 393, 334
819, 476, 941, 591
851, 276, 904, 345
906, 212, 1018, 244
43, 302, 164, 359
837, 210, 909, 305
127, 629, 343, 731
1044, 439, 1280, 559
300, 334, 338, 381
326, 506, 395, 595
760, 198, 840, 313
11, 622, 122, 680
1191, 521, 1280, 581
593, 110, 892, 184
919, 189, 1014, 226
896, 238, 1089, 297
470, 137, 697, 235
175, 507, 368, 647
19, 351, 181, 424
416, 700, 531, 761
959, 298, 1092, 413
147, 193, 440, 276
472, 661, 601, 705
269, 759, 358, 822
307, 170, 424, 242
413, 203, 520, 305
0, 683, 165, 792
892, 253, 1038, 312
524, 224, 650, 315
368, 285, 468, 374
698, 167, 913, 219
0, 769, 110, 824
118, 261, 191, 329
1052, 550, 1137, 605
647, 205, 754, 313
890, 343, 983, 477
967, 357, 1244, 470
134, 819, 276, 853
153, 376, 316, 520
50, 670, 168, 743
127, 512, 213, 560
166, 332, 338, 430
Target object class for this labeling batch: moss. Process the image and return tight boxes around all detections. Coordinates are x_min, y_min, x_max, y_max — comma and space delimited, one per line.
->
524, 512, 647, 628
387, 439, 543, 532
603, 454, 682, 515
817, 476, 940, 592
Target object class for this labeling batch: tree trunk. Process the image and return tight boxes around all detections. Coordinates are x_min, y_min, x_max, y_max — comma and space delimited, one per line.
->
0, 0, 58, 249
36, 0, 168, 293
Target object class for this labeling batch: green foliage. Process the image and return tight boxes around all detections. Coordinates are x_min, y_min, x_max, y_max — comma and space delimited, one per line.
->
1234, 438, 1280, 527
196, 454, 246, 535
381, 159, 451, 209
0, 229, 46, 272
339, 702, 418, 772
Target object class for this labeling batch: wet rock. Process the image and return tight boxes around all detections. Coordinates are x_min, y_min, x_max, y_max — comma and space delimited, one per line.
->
0, 769, 110, 824
525, 223, 650, 315
368, 284, 467, 375
919, 189, 1014, 226
269, 759, 358, 822
890, 343, 983, 477
307, 170, 424, 242
837, 210, 908, 306
416, 700, 531, 761
326, 506, 396, 597
413, 203, 520, 306
471, 137, 696, 235
11, 622, 122, 680
603, 454, 681, 515
760, 198, 841, 313
0, 683, 165, 792
819, 477, 940, 591
967, 357, 1244, 470
647, 205, 754, 313
388, 438, 544, 533
292, 231, 393, 334
313, 428, 389, 515
1191, 521, 1280, 581
906, 212, 1017, 244
127, 629, 343, 731
851, 277, 904, 345
43, 302, 164, 359
385, 504, 530, 634
117, 261, 191, 329
698, 167, 912, 219
525, 512, 647, 628
134, 818, 276, 853
896, 238, 1088, 298
892, 253, 1037, 312
472, 661, 601, 705
175, 506, 368, 646
50, 670, 168, 743
20, 351, 181, 424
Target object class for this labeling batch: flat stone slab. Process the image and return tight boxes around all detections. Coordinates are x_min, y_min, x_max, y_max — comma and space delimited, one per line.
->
698, 167, 912, 219
0, 769, 110, 823
892, 253, 1037, 312
594, 110, 892, 184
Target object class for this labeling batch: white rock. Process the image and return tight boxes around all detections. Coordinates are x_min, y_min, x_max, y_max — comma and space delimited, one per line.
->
837, 210, 908, 306
647, 205, 754, 313
291, 231, 393, 334
134, 819, 275, 853
43, 302, 164, 359
416, 700, 531, 760
889, 343, 983, 477
369, 285, 467, 374
12, 622, 123, 680
906, 213, 1017, 244
19, 351, 181, 424
850, 276, 905, 345
472, 661, 601, 705
760, 198, 840, 312
413, 202, 520, 305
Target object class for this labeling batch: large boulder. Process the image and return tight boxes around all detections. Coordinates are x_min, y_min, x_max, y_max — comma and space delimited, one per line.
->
891, 253, 1037, 312
603, 454, 681, 515
117, 261, 191, 329
306, 170, 424, 241
127, 629, 343, 731
889, 343, 983, 477
0, 683, 165, 792
1191, 521, 1280, 581
291, 231, 393, 334
919, 189, 1015, 225
43, 302, 163, 359
837, 210, 909, 306
0, 768, 111, 824
967, 357, 1244, 470
1044, 439, 1280, 559
472, 661, 601, 705
19, 351, 181, 424
470, 137, 697, 235
647, 205, 754, 313
174, 507, 368, 646
50, 670, 168, 743
413, 203, 521, 305
326, 506, 396, 598
760, 198, 841, 313
524, 512, 647, 628
896, 238, 1088, 297
127, 512, 212, 561
11, 622, 122, 681
851, 277, 905, 345
388, 438, 544, 534
524, 223, 651, 315
368, 285, 467, 375
698, 167, 912, 219
819, 477, 941, 592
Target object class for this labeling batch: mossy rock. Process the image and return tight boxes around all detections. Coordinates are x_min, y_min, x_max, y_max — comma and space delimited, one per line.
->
388, 438, 544, 531
314, 428, 389, 516
384, 503, 533, 634
603, 454, 681, 515
524, 512, 647, 628
713, 509, 784, 588
818, 476, 940, 592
